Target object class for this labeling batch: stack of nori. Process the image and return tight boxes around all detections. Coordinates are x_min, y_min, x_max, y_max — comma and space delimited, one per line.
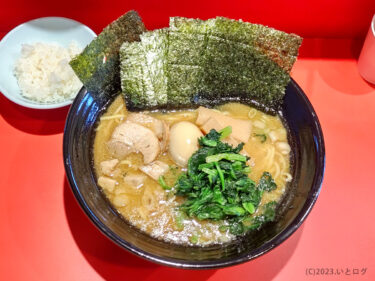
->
70, 10, 146, 95
119, 15, 302, 111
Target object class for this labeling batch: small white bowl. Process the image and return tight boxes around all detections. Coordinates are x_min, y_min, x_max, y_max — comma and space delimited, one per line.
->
0, 17, 96, 109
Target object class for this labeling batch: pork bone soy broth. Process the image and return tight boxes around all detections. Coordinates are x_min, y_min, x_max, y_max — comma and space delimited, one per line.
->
93, 95, 292, 246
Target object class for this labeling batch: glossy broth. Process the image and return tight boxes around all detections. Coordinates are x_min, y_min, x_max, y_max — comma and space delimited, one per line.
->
93, 96, 291, 245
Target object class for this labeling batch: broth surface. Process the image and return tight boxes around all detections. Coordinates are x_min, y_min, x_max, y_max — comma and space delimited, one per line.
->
93, 96, 291, 245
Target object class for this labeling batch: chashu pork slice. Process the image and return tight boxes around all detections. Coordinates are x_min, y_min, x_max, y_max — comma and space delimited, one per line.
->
140, 160, 169, 181
196, 106, 252, 143
107, 121, 160, 164
126, 113, 169, 151
100, 159, 119, 176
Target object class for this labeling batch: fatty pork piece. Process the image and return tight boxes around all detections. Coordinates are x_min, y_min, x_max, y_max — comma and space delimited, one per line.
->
140, 160, 169, 181
107, 121, 160, 164
124, 173, 146, 189
196, 106, 252, 143
126, 113, 169, 151
98, 176, 117, 192
100, 159, 119, 176
127, 113, 163, 138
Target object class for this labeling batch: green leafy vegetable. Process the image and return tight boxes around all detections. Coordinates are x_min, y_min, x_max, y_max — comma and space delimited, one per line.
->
201, 138, 217, 147
258, 172, 277, 192
174, 128, 278, 235
214, 162, 226, 190
206, 153, 247, 163
242, 201, 277, 231
242, 202, 255, 214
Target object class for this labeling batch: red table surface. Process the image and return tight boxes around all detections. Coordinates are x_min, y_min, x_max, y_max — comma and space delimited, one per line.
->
1, 7, 375, 281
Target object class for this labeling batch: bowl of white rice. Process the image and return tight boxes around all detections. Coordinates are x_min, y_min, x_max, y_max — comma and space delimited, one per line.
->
0, 17, 96, 109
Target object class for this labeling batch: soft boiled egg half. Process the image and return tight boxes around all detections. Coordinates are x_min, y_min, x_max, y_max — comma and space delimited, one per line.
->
168, 121, 203, 167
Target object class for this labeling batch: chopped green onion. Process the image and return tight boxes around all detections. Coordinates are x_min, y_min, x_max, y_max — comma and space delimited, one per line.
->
158, 176, 171, 190
219, 126, 232, 139
219, 225, 229, 232
254, 133, 267, 143
189, 235, 199, 244
175, 211, 186, 230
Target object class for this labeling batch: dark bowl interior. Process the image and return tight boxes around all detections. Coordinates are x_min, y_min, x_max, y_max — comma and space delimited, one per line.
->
63, 79, 325, 269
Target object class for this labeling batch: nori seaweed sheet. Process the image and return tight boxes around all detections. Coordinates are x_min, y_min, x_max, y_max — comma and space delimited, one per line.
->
70, 10, 146, 95
167, 64, 202, 107
120, 16, 301, 111
170, 16, 302, 73
169, 17, 216, 34
120, 29, 169, 109
168, 31, 207, 66
139, 30, 169, 107
122, 29, 207, 109
166, 31, 207, 107
201, 35, 290, 107
167, 16, 301, 108
120, 41, 146, 107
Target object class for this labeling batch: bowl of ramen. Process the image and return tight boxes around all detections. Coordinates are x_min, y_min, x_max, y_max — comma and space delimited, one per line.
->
63, 11, 325, 268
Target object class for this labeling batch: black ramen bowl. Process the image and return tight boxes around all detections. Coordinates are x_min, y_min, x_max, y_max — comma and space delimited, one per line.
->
63, 79, 325, 269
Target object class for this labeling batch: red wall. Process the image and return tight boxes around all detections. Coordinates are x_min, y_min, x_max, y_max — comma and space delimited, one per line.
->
0, 0, 374, 38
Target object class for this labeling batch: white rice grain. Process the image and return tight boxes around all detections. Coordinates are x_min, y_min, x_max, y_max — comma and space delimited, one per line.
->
13, 41, 82, 103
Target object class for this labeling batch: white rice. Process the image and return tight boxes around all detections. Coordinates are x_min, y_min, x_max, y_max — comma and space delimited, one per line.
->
13, 41, 83, 104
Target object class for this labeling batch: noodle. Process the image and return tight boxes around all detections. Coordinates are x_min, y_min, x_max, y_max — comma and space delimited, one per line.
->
275, 151, 287, 172
248, 108, 257, 119
273, 162, 281, 180
100, 114, 125, 121
282, 172, 293, 182
95, 124, 102, 132
120, 160, 133, 165
113, 104, 124, 114
260, 115, 269, 123
253, 120, 265, 129
265, 145, 275, 170
93, 96, 292, 246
